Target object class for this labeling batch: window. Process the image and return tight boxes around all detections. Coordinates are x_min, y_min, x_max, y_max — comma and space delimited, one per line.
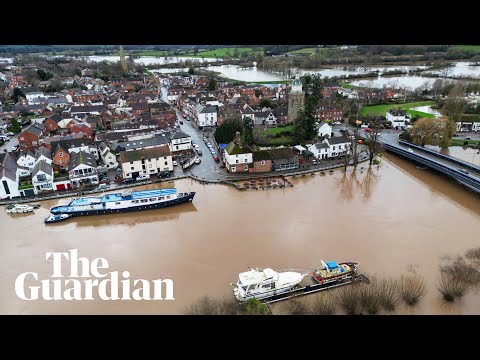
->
236, 159, 239, 164
244, 165, 248, 171
333, 146, 336, 150
164, 161, 168, 166
231, 166, 236, 172
131, 167, 134, 170
115, 202, 121, 205
59, 152, 63, 157
37, 174, 47, 182
57, 160, 62, 164
261, 160, 265, 165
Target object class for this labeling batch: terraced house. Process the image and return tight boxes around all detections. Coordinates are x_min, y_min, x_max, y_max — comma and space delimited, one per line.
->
223, 132, 253, 173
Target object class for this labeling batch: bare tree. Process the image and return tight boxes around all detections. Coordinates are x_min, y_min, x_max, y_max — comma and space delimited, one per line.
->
363, 119, 383, 165
439, 66, 453, 78
442, 84, 466, 147
359, 167, 379, 200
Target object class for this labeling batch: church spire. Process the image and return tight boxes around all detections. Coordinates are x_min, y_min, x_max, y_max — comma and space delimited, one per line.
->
119, 45, 128, 74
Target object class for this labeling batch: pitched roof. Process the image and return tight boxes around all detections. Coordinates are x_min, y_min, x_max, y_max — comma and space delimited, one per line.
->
47, 113, 62, 123
119, 146, 171, 163
268, 147, 297, 161
314, 142, 329, 149
68, 151, 96, 171
0, 153, 18, 182
117, 135, 169, 151
35, 146, 52, 160
326, 136, 349, 145
51, 138, 93, 153
171, 130, 190, 140
225, 141, 252, 155
253, 150, 272, 162
24, 122, 45, 136
32, 160, 53, 176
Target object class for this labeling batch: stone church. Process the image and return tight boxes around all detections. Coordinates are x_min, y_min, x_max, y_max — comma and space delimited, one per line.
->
287, 74, 305, 122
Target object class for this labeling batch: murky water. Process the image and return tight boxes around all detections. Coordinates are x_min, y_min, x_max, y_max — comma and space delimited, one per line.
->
425, 62, 480, 78
410, 105, 442, 118
1, 156, 479, 314
425, 146, 480, 166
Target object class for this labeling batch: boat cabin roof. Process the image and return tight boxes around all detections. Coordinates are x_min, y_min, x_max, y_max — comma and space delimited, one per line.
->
68, 188, 178, 206
239, 268, 279, 286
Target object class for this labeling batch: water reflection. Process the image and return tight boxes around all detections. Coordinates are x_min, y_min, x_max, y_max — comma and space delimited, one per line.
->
69, 202, 197, 228
384, 153, 480, 216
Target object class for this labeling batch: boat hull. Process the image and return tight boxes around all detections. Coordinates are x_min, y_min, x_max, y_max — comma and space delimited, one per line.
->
50, 192, 195, 216
44, 215, 72, 224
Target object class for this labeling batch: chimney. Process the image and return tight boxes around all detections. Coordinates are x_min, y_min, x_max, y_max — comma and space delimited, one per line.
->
235, 131, 242, 148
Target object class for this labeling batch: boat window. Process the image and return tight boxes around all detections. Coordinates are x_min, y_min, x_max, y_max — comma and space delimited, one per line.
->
115, 202, 121, 205
149, 198, 155, 202
166, 196, 170, 199
159, 197, 164, 200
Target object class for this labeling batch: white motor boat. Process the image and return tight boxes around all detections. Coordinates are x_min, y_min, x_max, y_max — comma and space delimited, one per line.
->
233, 268, 308, 301
5, 204, 35, 213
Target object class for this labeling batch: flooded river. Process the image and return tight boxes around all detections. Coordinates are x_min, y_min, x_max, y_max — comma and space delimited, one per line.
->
1, 155, 479, 314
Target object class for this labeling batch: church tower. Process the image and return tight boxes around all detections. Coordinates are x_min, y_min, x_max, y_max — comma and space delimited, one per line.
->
119, 45, 128, 74
287, 73, 305, 122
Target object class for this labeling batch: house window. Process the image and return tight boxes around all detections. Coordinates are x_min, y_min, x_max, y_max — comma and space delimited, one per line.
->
59, 152, 63, 157
131, 166, 134, 170
37, 174, 47, 182
231, 166, 236, 172
164, 161, 168, 166
57, 160, 62, 164
333, 146, 336, 150
261, 160, 265, 165
244, 165, 248, 171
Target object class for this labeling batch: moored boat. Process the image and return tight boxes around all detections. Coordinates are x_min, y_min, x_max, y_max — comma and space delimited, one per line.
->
29, 203, 41, 209
50, 188, 195, 217
6, 204, 35, 214
233, 268, 308, 301
312, 260, 359, 285
44, 213, 73, 224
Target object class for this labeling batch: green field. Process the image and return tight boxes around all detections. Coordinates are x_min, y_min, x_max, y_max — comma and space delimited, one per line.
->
263, 136, 295, 146
360, 101, 436, 117
449, 138, 480, 146
452, 45, 480, 53
406, 110, 435, 119
288, 48, 318, 54
265, 125, 294, 135
340, 81, 357, 89
133, 50, 170, 56
186, 47, 263, 58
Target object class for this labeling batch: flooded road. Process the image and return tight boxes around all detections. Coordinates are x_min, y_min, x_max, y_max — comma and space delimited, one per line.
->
1, 156, 479, 314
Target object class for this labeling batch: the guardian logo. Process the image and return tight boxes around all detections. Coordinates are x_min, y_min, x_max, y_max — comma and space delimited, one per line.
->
15, 249, 174, 301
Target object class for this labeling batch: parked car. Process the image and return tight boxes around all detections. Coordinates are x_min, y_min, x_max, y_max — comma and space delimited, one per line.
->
179, 159, 186, 165
195, 158, 201, 164
179, 120, 183, 125
364, 128, 373, 133
357, 139, 363, 144
195, 145, 200, 150
214, 156, 219, 162
158, 170, 170, 178
173, 160, 178, 166
5, 132, 14, 137
406, 148, 414, 153
10, 145, 18, 152
122, 178, 135, 184
311, 159, 318, 165
182, 113, 187, 119
465, 136, 472, 140
98, 184, 108, 190
197, 149, 202, 156
135, 174, 150, 181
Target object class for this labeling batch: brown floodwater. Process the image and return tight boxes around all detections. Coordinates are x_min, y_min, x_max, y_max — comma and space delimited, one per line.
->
1, 154, 479, 314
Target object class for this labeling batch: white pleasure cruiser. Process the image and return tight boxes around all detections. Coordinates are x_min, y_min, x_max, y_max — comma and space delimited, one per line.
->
5, 204, 34, 213
233, 268, 308, 301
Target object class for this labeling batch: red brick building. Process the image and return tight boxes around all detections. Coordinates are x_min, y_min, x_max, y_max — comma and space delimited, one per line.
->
314, 106, 343, 122
18, 123, 45, 150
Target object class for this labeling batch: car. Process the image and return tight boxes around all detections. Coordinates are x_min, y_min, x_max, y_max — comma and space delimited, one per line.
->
195, 145, 200, 150
357, 139, 363, 144
214, 156, 219, 162
186, 118, 190, 121
179, 120, 184, 125
158, 170, 170, 178
197, 149, 202, 156
135, 174, 150, 181
10, 145, 18, 152
465, 136, 472, 140
173, 160, 178, 166
179, 159, 186, 165
98, 184, 108, 190
207, 143, 212, 147
406, 148, 414, 153
122, 178, 135, 184
311, 159, 318, 165
452, 134, 460, 137
182, 113, 187, 119
5, 132, 14, 137
195, 158, 201, 164
364, 128, 373, 133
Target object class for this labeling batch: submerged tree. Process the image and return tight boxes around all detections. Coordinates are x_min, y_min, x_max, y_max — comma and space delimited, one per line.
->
363, 119, 383, 165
